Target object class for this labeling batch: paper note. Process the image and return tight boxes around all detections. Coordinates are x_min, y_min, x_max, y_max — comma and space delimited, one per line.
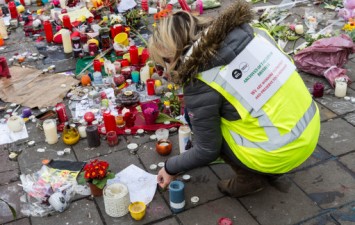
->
0, 123, 28, 145
107, 164, 157, 205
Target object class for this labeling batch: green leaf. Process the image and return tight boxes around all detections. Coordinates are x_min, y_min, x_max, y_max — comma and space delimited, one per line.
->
287, 36, 300, 41
0, 198, 16, 219
155, 113, 183, 124
77, 172, 86, 185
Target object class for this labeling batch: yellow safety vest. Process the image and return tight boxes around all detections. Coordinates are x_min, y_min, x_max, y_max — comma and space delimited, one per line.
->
197, 28, 321, 174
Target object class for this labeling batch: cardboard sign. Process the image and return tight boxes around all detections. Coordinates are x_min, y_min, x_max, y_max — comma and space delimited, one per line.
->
219, 36, 296, 111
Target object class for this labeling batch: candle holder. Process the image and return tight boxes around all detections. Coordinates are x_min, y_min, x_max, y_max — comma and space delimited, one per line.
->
107, 131, 118, 147
156, 139, 172, 156
62, 125, 80, 145
312, 82, 324, 98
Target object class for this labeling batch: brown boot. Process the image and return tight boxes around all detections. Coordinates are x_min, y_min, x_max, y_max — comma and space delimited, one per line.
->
217, 168, 267, 198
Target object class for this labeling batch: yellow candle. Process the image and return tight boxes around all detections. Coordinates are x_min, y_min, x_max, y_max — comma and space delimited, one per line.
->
62, 29, 73, 54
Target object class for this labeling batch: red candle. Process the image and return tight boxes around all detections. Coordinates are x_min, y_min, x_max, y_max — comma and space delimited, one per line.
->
93, 59, 101, 72
140, 48, 149, 65
146, 79, 155, 95
110, 24, 123, 39
8, 1, 18, 19
88, 43, 98, 54
120, 59, 130, 67
129, 45, 139, 65
43, 21, 54, 43
20, 0, 25, 6
313, 82, 324, 98
103, 111, 117, 133
178, 0, 191, 11
141, 0, 148, 11
62, 15, 72, 30
106, 131, 118, 147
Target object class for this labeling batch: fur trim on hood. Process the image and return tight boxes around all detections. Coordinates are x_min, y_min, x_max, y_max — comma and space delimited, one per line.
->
176, 0, 254, 84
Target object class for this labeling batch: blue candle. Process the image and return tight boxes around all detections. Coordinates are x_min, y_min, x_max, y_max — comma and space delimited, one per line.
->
169, 180, 185, 213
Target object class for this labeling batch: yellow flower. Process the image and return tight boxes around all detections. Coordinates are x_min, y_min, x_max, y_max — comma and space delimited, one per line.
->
167, 84, 173, 90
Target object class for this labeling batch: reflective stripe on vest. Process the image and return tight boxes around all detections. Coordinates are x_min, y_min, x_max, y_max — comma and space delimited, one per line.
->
199, 31, 317, 152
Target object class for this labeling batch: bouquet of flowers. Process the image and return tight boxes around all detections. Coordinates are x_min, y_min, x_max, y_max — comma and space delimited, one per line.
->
81, 159, 115, 189
140, 101, 159, 125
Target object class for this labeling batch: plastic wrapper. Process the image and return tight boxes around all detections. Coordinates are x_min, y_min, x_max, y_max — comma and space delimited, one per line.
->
294, 34, 355, 87
19, 165, 78, 217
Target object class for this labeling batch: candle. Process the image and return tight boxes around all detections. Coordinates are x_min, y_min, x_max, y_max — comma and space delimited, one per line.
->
88, 43, 98, 55
93, 59, 101, 72
140, 48, 149, 65
178, 0, 191, 11
59, 0, 66, 9
7, 115, 24, 132
178, 125, 192, 154
106, 130, 118, 147
24, 0, 31, 5
295, 24, 304, 35
22, 107, 32, 118
131, 71, 140, 83
101, 34, 111, 50
0, 18, 8, 39
103, 111, 117, 133
92, 71, 103, 85
169, 181, 185, 213
62, 15, 72, 30
129, 45, 139, 65
146, 79, 155, 95
115, 114, 125, 127
62, 29, 73, 53
0, 57, 11, 78
110, 24, 123, 39
84, 112, 95, 125
43, 20, 53, 43
155, 128, 169, 141
72, 36, 82, 58
78, 125, 87, 138
8, 1, 18, 19
140, 64, 150, 84
312, 82, 324, 98
335, 80, 347, 98
86, 125, 101, 147
43, 119, 58, 144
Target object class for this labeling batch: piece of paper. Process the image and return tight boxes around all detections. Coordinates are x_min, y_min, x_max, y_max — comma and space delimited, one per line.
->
0, 123, 28, 145
219, 36, 295, 111
0, 66, 80, 108
117, 0, 137, 12
58, 7, 94, 22
107, 164, 157, 205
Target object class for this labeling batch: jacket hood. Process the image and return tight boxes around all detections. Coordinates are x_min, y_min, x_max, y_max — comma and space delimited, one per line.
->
176, 0, 254, 83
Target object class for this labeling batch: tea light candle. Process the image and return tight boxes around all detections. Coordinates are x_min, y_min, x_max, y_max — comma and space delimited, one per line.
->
335, 80, 347, 98
43, 119, 58, 144
149, 164, 157, 171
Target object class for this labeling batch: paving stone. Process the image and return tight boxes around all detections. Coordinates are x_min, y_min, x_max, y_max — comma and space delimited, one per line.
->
97, 148, 143, 173
239, 183, 320, 225
344, 112, 355, 126
0, 169, 20, 185
331, 202, 355, 225
316, 103, 337, 122
149, 217, 180, 225
299, 214, 338, 225
4, 218, 31, 225
339, 152, 355, 173
0, 182, 25, 224
138, 134, 180, 171
292, 145, 332, 172
209, 163, 236, 180
178, 197, 258, 225
315, 88, 355, 115
0, 150, 19, 172
95, 193, 171, 225
17, 142, 77, 174
318, 118, 355, 156
162, 166, 224, 211
31, 199, 103, 225
292, 160, 355, 209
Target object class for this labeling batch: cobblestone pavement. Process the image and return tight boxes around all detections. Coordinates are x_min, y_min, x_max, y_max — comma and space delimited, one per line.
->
1, 0, 355, 225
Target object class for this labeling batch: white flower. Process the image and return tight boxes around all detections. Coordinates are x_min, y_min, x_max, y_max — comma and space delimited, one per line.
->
165, 92, 173, 98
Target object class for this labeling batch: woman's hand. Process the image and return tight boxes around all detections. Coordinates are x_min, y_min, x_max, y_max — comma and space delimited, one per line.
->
157, 167, 175, 189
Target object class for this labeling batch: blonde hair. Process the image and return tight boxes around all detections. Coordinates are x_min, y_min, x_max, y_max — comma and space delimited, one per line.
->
148, 11, 212, 82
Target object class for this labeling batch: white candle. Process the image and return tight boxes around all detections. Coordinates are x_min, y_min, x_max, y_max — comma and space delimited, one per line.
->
0, 18, 8, 40
335, 81, 347, 98
178, 125, 192, 154
78, 125, 87, 138
24, 0, 31, 5
60, 0, 67, 9
295, 25, 304, 35
140, 64, 150, 83
62, 29, 73, 54
43, 119, 58, 144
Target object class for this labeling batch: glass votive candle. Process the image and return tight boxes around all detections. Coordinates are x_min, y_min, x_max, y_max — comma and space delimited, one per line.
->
131, 71, 140, 83
312, 82, 324, 98
107, 130, 118, 147
155, 128, 169, 141
115, 114, 125, 128
146, 79, 155, 95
